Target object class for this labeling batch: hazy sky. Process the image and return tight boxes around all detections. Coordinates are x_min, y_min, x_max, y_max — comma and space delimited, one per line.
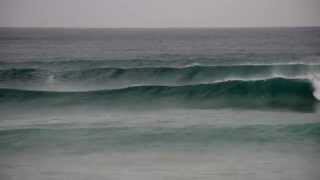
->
0, 0, 319, 28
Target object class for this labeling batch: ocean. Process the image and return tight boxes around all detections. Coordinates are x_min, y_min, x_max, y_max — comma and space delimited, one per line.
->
0, 27, 320, 180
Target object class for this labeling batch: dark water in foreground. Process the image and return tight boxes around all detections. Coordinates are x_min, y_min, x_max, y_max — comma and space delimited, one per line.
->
0, 27, 320, 180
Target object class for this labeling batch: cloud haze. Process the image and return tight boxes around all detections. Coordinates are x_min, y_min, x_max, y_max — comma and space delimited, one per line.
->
0, 0, 319, 27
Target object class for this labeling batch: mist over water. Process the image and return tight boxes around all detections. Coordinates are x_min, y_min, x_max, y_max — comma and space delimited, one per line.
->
0, 27, 320, 180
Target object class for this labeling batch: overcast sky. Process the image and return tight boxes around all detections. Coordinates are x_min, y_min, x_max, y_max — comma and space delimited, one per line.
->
0, 0, 319, 28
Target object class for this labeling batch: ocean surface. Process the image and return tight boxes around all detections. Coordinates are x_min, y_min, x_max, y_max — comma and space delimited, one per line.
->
0, 27, 320, 180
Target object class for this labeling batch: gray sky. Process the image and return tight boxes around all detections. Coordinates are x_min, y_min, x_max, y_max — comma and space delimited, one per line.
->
0, 0, 319, 28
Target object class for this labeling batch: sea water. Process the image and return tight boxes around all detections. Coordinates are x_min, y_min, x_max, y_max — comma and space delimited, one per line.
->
0, 27, 320, 180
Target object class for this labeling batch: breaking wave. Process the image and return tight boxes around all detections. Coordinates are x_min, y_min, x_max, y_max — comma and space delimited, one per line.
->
0, 78, 318, 111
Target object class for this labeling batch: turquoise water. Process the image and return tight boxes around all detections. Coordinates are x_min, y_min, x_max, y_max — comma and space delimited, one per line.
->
0, 27, 320, 180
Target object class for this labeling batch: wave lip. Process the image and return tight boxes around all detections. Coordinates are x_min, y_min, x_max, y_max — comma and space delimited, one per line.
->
0, 78, 317, 111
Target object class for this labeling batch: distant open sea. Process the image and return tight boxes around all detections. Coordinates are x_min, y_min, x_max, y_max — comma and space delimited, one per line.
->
0, 27, 320, 180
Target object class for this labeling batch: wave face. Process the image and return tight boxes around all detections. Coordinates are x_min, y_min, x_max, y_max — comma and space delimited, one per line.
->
0, 78, 317, 111
0, 64, 320, 90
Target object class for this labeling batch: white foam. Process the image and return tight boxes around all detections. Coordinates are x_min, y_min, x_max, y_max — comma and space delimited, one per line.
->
311, 75, 320, 101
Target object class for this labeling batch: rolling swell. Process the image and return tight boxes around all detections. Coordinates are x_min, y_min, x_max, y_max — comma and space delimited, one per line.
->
0, 68, 48, 81
59, 64, 320, 83
0, 78, 317, 111
0, 64, 319, 90
1, 123, 319, 153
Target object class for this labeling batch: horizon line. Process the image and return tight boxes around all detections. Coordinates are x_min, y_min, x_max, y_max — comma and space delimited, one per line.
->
0, 25, 319, 29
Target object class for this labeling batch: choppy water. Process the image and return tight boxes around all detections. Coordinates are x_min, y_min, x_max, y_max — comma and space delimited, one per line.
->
0, 27, 320, 180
